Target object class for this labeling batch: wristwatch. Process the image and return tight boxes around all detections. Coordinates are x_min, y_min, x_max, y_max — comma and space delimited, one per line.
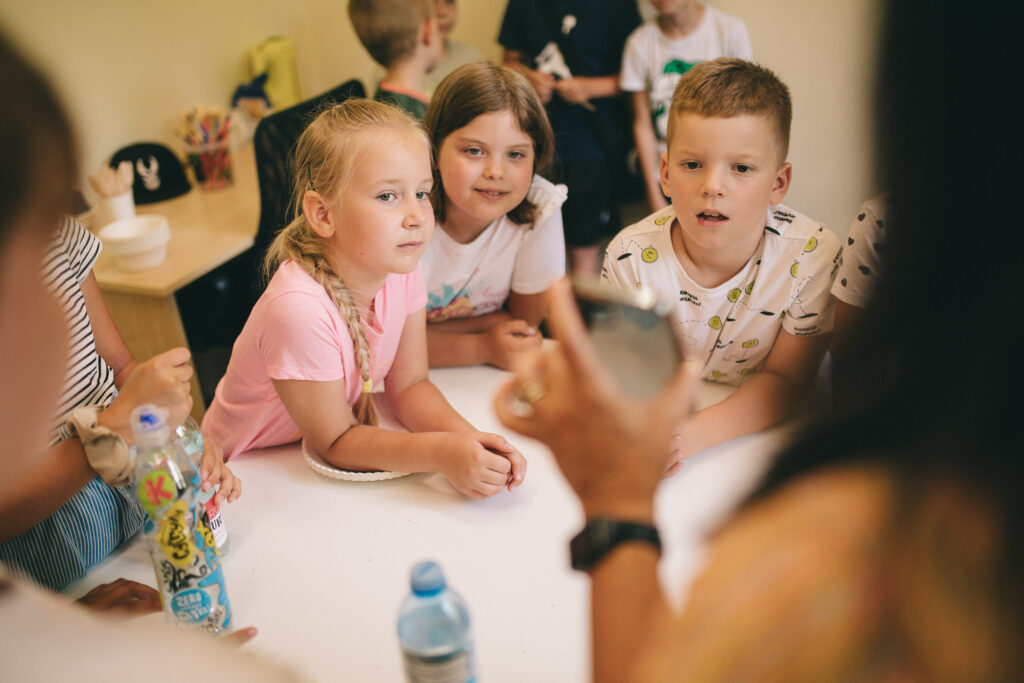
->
570, 517, 661, 573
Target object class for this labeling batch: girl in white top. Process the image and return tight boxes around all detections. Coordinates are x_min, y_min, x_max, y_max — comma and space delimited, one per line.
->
203, 100, 524, 498
421, 61, 567, 370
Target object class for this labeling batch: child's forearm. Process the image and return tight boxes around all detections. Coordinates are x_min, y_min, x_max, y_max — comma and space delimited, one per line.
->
324, 427, 454, 473
429, 311, 511, 333
389, 378, 475, 434
679, 371, 807, 458
426, 328, 491, 367
426, 313, 512, 368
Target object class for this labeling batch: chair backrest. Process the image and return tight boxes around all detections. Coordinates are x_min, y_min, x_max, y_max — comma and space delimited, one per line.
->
251, 78, 366, 287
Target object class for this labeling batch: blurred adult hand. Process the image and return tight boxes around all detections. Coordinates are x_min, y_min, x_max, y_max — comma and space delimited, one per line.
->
494, 280, 699, 518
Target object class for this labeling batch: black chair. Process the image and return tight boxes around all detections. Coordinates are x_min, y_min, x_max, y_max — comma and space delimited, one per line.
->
176, 78, 366, 403
249, 77, 366, 292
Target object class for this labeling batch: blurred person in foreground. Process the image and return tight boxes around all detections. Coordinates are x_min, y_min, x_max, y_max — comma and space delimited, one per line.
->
495, 0, 1023, 679
0, 29, 288, 680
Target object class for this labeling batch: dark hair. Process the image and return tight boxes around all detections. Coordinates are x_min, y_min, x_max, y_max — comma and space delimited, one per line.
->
751, 0, 1023, 663
0, 30, 78, 244
424, 61, 555, 226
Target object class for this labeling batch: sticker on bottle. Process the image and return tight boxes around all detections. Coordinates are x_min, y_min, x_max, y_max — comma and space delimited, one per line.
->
157, 499, 196, 567
137, 468, 179, 516
171, 588, 212, 624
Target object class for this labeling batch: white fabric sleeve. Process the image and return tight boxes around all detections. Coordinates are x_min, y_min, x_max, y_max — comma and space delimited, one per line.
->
510, 180, 568, 295
619, 25, 649, 92
831, 199, 886, 307
782, 228, 841, 337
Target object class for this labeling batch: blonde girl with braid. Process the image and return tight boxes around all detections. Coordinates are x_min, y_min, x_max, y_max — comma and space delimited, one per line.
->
202, 99, 526, 498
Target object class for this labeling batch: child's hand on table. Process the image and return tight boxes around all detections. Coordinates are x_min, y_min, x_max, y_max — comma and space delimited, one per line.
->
484, 319, 542, 370
434, 431, 527, 498
76, 578, 161, 615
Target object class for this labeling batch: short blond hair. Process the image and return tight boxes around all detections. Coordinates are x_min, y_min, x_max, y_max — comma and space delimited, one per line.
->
666, 58, 792, 163
348, 0, 434, 68
264, 99, 428, 426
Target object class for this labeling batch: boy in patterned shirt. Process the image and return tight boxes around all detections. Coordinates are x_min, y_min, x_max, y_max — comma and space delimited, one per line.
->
602, 58, 840, 466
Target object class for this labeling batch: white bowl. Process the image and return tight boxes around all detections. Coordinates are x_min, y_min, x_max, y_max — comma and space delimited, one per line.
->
98, 214, 170, 271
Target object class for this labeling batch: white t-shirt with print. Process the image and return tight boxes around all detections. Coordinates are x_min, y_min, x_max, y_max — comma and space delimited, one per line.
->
603, 204, 840, 386
620, 7, 753, 151
831, 194, 888, 308
423, 175, 567, 321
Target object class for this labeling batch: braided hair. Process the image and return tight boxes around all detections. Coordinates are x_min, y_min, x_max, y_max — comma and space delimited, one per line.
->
264, 99, 427, 426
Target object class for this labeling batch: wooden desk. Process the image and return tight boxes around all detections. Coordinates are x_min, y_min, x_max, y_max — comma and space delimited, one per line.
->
93, 144, 259, 421
67, 367, 791, 681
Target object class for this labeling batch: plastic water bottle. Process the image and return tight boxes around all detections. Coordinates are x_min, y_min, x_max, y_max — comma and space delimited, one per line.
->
174, 416, 230, 555
131, 404, 232, 635
397, 561, 476, 683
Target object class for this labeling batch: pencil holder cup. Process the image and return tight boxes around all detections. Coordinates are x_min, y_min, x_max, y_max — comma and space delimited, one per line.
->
185, 140, 234, 190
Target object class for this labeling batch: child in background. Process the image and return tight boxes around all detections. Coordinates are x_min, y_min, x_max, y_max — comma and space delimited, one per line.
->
422, 62, 565, 370
499, 0, 642, 277
348, 0, 444, 120
620, 0, 752, 211
830, 193, 888, 409
424, 0, 484, 95
202, 99, 526, 499
602, 58, 840, 467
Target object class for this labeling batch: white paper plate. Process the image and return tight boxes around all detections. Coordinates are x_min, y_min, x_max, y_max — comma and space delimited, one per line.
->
301, 438, 410, 482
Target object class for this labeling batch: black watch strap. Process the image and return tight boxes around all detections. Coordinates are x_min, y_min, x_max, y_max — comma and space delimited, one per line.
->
570, 517, 661, 573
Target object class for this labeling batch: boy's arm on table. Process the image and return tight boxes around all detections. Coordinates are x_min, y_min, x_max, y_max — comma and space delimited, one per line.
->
631, 91, 669, 212
674, 330, 831, 460
426, 307, 541, 369
80, 271, 137, 388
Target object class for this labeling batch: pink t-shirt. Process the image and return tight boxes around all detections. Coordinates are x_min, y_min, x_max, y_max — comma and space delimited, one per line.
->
202, 260, 427, 459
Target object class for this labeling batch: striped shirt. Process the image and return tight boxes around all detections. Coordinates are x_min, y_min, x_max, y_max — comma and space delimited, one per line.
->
0, 217, 144, 591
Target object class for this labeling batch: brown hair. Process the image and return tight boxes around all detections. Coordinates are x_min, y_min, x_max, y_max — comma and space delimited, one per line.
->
0, 31, 77, 244
264, 99, 428, 426
667, 57, 792, 164
348, 0, 434, 68
424, 60, 554, 226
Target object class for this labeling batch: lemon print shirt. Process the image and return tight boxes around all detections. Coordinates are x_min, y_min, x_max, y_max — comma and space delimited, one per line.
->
602, 204, 840, 386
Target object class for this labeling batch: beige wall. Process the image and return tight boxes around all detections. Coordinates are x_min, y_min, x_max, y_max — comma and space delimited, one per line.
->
0, 0, 880, 234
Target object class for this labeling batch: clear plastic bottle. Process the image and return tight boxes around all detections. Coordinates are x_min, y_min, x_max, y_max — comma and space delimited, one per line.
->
132, 404, 232, 635
174, 416, 230, 555
397, 561, 477, 683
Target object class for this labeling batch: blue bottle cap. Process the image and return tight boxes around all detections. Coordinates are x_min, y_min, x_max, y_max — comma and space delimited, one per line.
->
410, 561, 446, 596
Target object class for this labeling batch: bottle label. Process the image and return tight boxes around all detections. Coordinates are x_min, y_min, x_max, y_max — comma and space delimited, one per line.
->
137, 468, 179, 517
156, 499, 196, 568
203, 498, 228, 549
401, 648, 476, 683
170, 588, 212, 624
